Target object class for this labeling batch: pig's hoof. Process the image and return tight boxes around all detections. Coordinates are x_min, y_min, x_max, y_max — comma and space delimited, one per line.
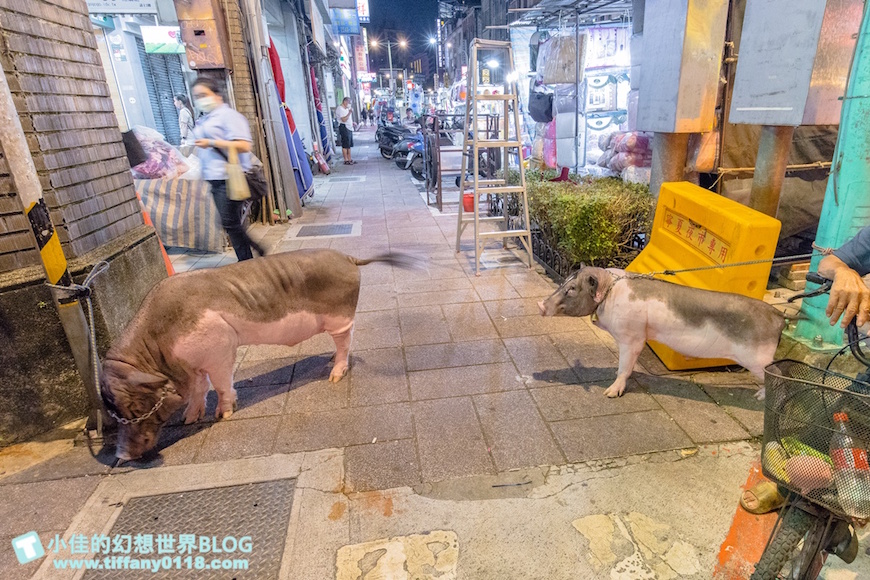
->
221, 409, 233, 419
329, 366, 348, 382
755, 387, 766, 401
603, 385, 624, 398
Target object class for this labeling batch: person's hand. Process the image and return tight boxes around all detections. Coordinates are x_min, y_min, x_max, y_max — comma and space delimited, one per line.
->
194, 138, 212, 148
827, 266, 870, 328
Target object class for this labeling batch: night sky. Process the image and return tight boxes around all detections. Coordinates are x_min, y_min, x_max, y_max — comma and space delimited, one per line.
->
368, 0, 438, 68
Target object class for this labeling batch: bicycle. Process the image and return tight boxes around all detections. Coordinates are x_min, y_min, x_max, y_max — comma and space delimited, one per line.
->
752, 272, 870, 579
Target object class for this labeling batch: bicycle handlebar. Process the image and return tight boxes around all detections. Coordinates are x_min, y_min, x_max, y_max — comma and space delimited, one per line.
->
789, 272, 870, 368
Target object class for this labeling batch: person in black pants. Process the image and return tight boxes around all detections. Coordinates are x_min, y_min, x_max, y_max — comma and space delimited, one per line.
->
191, 77, 263, 261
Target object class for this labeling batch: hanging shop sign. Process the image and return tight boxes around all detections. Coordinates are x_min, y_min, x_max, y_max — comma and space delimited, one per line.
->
358, 72, 376, 82
330, 8, 360, 35
357, 0, 370, 23
141, 26, 185, 54
86, 0, 157, 13
354, 39, 368, 73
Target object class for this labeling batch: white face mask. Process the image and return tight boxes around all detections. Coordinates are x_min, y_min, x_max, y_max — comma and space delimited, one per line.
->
194, 96, 219, 113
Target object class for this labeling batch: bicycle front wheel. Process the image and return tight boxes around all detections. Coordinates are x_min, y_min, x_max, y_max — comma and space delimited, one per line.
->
750, 507, 816, 580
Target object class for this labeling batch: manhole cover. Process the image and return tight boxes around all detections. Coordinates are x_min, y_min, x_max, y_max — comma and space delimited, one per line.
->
296, 224, 354, 237
83, 479, 295, 579
328, 176, 366, 183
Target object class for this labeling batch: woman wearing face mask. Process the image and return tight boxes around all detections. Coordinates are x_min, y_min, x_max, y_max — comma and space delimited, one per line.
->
191, 77, 264, 261
174, 94, 195, 147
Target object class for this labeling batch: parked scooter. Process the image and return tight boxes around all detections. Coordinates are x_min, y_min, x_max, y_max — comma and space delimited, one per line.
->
377, 121, 412, 159
392, 131, 423, 169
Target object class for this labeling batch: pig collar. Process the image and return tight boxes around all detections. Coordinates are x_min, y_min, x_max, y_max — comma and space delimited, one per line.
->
105, 384, 177, 425
592, 272, 625, 318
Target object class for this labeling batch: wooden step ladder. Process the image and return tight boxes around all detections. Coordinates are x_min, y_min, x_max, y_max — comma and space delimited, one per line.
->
454, 38, 533, 276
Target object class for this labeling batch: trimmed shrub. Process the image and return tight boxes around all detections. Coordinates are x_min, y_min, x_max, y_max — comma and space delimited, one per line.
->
526, 176, 653, 268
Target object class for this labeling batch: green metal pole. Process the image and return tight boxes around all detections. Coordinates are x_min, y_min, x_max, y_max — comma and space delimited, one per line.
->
795, 2, 870, 348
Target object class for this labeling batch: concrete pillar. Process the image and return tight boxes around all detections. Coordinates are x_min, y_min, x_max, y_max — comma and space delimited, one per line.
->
649, 133, 689, 200
748, 125, 795, 217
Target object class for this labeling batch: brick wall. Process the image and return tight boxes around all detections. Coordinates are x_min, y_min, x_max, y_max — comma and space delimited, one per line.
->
221, 0, 260, 156
0, 0, 144, 274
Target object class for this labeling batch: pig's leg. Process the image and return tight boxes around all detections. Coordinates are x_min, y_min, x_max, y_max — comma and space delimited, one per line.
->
603, 338, 645, 398
328, 323, 354, 383
183, 372, 209, 424
206, 361, 237, 419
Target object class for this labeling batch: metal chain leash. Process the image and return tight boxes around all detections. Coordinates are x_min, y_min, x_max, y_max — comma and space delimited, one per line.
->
107, 387, 173, 425
45, 261, 110, 434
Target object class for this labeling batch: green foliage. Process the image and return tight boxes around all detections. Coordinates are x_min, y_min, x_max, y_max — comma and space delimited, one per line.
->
526, 176, 653, 268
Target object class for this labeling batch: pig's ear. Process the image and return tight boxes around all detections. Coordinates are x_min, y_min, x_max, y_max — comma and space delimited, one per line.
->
590, 274, 609, 304
103, 359, 167, 386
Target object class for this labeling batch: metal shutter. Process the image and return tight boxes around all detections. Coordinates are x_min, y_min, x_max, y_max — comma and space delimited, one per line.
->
135, 37, 186, 146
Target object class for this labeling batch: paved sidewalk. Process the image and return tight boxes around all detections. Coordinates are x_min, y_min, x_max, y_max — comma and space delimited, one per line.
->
5, 128, 867, 579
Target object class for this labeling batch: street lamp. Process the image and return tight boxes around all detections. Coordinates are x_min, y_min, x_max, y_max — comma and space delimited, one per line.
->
486, 59, 499, 68
370, 37, 406, 98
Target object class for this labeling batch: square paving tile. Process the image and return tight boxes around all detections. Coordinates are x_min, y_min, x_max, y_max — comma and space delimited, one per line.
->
474, 390, 564, 470
353, 326, 403, 350
505, 273, 556, 298
399, 305, 452, 346
275, 403, 412, 453
357, 283, 398, 311
284, 355, 349, 413
396, 288, 479, 308
349, 348, 409, 407
503, 335, 570, 375
413, 397, 494, 481
441, 302, 500, 341
404, 338, 511, 371
484, 298, 545, 319
344, 439, 421, 492
354, 309, 400, 331
195, 416, 282, 463
472, 278, 522, 301
702, 384, 765, 437
297, 332, 337, 356
530, 382, 658, 421
494, 315, 588, 338
0, 446, 112, 484
397, 277, 472, 294
206, 381, 290, 419
409, 362, 521, 400
550, 331, 620, 383
550, 410, 693, 462
0, 477, 102, 535
632, 374, 751, 444
234, 356, 295, 388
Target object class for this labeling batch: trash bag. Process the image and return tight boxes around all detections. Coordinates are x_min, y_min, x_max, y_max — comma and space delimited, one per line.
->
130, 126, 190, 180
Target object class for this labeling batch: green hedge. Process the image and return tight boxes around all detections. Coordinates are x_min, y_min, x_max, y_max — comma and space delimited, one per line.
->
524, 174, 653, 268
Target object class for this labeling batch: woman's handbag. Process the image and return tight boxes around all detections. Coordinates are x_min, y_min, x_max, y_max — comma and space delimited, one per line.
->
225, 146, 251, 201
529, 89, 554, 123
209, 140, 268, 202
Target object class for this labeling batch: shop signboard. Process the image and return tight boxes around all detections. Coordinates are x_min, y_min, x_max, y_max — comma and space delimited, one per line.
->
358, 72, 376, 82
86, 0, 157, 13
357, 0, 370, 23
339, 44, 352, 79
354, 39, 368, 73
330, 8, 360, 35
141, 26, 185, 54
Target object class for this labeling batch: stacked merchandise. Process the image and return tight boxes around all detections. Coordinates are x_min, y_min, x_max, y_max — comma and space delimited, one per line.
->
597, 131, 652, 182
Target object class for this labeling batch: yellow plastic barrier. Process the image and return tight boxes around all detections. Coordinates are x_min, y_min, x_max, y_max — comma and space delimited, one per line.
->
626, 181, 781, 370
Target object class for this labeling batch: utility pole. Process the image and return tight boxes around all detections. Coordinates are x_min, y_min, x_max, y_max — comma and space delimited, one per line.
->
0, 60, 106, 437
387, 40, 394, 95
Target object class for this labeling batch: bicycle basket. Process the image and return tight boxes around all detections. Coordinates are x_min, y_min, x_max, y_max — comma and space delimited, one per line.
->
762, 360, 870, 518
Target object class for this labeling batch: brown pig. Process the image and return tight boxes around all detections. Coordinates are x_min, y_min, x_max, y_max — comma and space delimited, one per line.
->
101, 249, 418, 460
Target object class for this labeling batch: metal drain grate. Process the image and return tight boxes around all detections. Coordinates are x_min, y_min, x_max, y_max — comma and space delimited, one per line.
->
83, 479, 295, 579
296, 224, 354, 237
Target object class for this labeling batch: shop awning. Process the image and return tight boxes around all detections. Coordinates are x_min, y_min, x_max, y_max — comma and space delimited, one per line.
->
509, 0, 632, 27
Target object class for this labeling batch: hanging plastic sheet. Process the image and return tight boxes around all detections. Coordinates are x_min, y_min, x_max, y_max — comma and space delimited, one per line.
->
268, 39, 314, 199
